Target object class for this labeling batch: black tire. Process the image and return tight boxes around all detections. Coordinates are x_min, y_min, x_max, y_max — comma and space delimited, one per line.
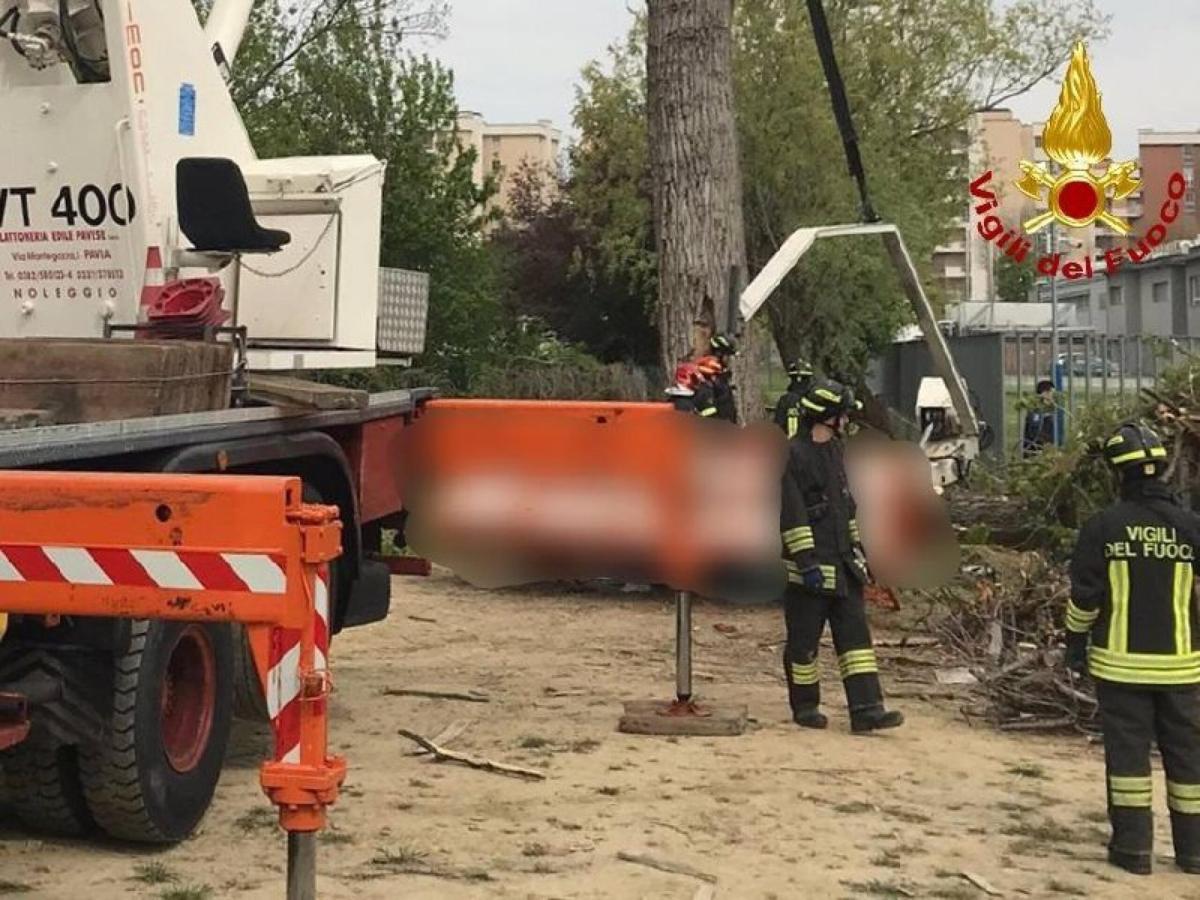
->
0, 736, 94, 836
78, 619, 233, 843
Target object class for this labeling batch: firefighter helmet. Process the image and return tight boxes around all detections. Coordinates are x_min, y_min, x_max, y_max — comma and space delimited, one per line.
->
1104, 422, 1168, 477
800, 378, 858, 421
786, 358, 814, 381
709, 334, 737, 357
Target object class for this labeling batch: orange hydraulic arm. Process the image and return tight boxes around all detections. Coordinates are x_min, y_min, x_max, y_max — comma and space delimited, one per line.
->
0, 471, 343, 896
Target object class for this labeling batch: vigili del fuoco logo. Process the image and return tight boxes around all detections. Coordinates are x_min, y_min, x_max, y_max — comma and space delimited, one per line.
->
969, 42, 1187, 282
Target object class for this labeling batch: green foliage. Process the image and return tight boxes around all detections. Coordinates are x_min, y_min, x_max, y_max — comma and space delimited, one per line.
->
194, 0, 553, 393
491, 162, 659, 367
571, 1, 1106, 381
996, 253, 1036, 303
734, 0, 1107, 378
570, 25, 656, 316
995, 398, 1133, 553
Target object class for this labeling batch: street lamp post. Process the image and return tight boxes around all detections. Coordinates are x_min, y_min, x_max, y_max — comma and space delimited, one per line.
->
1049, 220, 1060, 447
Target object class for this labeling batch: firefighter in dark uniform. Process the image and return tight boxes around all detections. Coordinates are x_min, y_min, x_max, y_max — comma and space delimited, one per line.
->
1068, 422, 1200, 876
774, 359, 815, 438
694, 355, 729, 421
780, 378, 904, 732
706, 333, 739, 424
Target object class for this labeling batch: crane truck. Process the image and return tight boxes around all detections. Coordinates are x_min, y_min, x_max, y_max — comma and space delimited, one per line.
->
0, 0, 437, 843
0, 0, 985, 847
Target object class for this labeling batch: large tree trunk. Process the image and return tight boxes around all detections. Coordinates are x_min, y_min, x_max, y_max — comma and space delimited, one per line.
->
647, 0, 759, 419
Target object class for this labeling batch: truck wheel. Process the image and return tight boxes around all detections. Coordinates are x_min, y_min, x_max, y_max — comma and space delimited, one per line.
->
0, 737, 94, 836
231, 624, 269, 721
78, 619, 233, 843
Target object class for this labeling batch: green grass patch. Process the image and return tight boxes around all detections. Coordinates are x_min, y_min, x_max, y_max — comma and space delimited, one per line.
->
370, 844, 428, 868
159, 886, 212, 900
233, 806, 277, 833
131, 862, 178, 885
833, 800, 875, 815
880, 805, 932, 825
840, 879, 917, 898
1006, 762, 1048, 779
1046, 879, 1086, 896
1001, 818, 1073, 843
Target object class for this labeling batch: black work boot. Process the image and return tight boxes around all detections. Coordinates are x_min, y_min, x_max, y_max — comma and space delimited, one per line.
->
793, 708, 828, 730
1177, 857, 1200, 875
1108, 848, 1152, 876
850, 707, 904, 734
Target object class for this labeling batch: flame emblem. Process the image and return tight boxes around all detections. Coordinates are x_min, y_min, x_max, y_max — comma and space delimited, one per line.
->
1015, 43, 1140, 234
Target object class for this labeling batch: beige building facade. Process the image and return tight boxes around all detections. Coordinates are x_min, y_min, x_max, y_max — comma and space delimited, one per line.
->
457, 112, 563, 214
935, 109, 1131, 305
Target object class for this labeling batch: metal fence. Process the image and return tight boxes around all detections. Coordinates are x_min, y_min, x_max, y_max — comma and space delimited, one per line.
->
1004, 332, 1197, 457
875, 331, 1200, 461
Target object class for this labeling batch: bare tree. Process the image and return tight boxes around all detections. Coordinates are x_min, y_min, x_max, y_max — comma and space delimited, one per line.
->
216, 0, 449, 105
647, 0, 757, 418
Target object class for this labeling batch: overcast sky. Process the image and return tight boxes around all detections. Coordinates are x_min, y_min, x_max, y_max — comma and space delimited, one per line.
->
429, 1, 1199, 159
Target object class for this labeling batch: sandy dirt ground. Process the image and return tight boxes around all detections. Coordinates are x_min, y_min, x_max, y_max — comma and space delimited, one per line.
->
2, 570, 1199, 899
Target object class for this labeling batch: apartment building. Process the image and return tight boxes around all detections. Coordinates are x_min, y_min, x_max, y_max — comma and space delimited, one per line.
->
935, 110, 1133, 304
457, 112, 563, 214
1052, 244, 1200, 337
1134, 130, 1200, 242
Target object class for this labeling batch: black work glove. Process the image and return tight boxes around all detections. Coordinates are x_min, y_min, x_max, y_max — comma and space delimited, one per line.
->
1066, 632, 1089, 675
798, 566, 825, 590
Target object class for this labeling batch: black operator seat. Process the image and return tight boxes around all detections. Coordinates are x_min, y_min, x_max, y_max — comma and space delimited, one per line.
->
176, 157, 291, 254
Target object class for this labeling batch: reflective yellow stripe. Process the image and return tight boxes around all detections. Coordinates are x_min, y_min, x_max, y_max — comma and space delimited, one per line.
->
1066, 598, 1099, 633
1176, 562, 1194, 656
838, 649, 879, 678
819, 566, 837, 590
1108, 560, 1129, 654
1151, 446, 1168, 458
815, 388, 840, 402
1169, 797, 1200, 814
1168, 781, 1200, 800
801, 398, 825, 412
699, 407, 718, 417
1110, 449, 1148, 464
787, 409, 799, 438
790, 662, 820, 685
1089, 647, 1200, 685
1110, 775, 1153, 791
1112, 791, 1154, 808
1091, 648, 1200, 669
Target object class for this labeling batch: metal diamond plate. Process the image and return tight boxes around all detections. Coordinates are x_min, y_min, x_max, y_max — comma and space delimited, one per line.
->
377, 267, 430, 356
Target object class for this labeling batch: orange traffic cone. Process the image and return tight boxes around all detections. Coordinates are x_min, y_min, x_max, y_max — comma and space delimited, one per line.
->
138, 246, 165, 321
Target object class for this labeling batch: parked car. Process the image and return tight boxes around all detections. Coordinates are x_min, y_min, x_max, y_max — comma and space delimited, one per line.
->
1057, 353, 1117, 378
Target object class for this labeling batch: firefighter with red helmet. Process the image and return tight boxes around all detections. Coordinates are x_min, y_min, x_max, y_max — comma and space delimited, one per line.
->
666, 360, 719, 418
779, 378, 903, 733
1067, 422, 1200, 876
703, 333, 739, 424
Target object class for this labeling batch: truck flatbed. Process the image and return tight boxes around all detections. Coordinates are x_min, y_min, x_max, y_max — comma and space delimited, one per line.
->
0, 388, 436, 469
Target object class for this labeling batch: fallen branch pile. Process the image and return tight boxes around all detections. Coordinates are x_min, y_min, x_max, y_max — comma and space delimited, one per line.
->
924, 546, 1099, 733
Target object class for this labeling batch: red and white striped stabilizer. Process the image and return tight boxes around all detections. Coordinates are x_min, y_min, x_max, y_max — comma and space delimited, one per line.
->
0, 545, 286, 593
267, 565, 331, 765
139, 246, 165, 317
